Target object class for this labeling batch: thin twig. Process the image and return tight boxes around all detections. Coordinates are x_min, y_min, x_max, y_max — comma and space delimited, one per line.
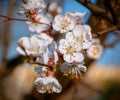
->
93, 25, 120, 37
104, 38, 120, 48
20, 46, 53, 68
0, 14, 52, 26
46, 0, 52, 12
112, 31, 120, 37
30, 61, 52, 68
0, 14, 27, 21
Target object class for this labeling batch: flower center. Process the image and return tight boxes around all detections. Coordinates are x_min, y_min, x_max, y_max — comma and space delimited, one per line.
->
41, 85, 53, 93
93, 48, 99, 57
60, 19, 71, 30
66, 46, 73, 55
26, 9, 37, 20
76, 33, 83, 47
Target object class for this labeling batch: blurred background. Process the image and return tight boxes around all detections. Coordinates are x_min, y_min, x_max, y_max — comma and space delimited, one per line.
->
0, 0, 120, 100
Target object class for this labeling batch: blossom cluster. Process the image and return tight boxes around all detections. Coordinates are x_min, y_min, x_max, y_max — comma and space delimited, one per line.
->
17, 0, 103, 94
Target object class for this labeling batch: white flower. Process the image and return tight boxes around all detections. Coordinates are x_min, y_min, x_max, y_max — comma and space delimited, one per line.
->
48, 2, 62, 14
72, 25, 92, 49
19, 0, 46, 15
59, 38, 84, 63
34, 50, 58, 77
34, 42, 58, 64
34, 48, 58, 76
87, 38, 103, 59
53, 14, 76, 33
58, 24, 92, 63
60, 62, 87, 79
66, 11, 87, 21
27, 14, 51, 33
17, 34, 53, 56
34, 77, 62, 93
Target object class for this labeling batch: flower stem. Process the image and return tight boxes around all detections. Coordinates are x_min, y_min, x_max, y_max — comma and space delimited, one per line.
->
0, 14, 52, 26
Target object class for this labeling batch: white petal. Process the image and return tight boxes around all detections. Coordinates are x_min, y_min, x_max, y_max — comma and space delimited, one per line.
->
73, 25, 91, 35
83, 25, 91, 31
73, 25, 84, 37
30, 35, 42, 46
28, 25, 36, 32
59, 45, 67, 54
59, 39, 69, 47
16, 47, 25, 56
52, 82, 62, 93
66, 12, 87, 20
63, 54, 74, 63
52, 23, 60, 31
18, 37, 30, 48
40, 15, 51, 24
54, 51, 58, 63
52, 41, 57, 50
36, 25, 46, 33
52, 15, 64, 31
73, 52, 84, 62
65, 32, 75, 41
77, 64, 87, 72
34, 77, 42, 84
54, 15, 64, 22
83, 42, 92, 49
65, 15, 76, 30
43, 49, 49, 64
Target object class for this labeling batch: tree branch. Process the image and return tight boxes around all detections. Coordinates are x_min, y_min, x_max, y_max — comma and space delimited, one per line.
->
76, 0, 114, 24
76, 0, 106, 14
20, 46, 53, 69
22, 0, 26, 4
30, 61, 52, 68
93, 25, 120, 37
104, 0, 120, 25
0, 14, 52, 26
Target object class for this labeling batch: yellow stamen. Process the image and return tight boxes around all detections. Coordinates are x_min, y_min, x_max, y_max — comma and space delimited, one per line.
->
41, 87, 45, 90
63, 73, 68, 76
93, 49, 98, 57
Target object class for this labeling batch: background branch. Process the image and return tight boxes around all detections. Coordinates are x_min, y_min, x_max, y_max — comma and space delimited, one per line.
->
93, 25, 120, 37
104, 38, 120, 48
77, 0, 106, 14
76, 0, 114, 24
1, 0, 14, 74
